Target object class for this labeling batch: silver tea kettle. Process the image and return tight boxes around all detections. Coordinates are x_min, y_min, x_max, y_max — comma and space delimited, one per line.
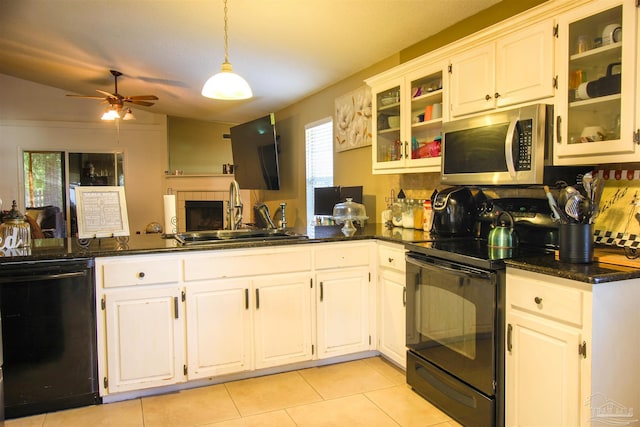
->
488, 211, 518, 248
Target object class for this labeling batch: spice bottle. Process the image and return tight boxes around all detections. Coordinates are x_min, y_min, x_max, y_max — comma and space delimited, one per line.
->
423, 200, 433, 232
413, 199, 424, 229
402, 199, 415, 228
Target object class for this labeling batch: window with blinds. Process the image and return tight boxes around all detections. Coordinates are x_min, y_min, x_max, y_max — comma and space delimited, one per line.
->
305, 118, 333, 225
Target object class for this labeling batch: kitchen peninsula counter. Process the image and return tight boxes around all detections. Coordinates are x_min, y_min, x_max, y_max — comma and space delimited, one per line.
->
0, 223, 431, 263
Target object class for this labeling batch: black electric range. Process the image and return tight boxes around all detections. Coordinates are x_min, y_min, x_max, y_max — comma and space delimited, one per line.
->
407, 196, 557, 269
406, 237, 552, 270
403, 197, 557, 427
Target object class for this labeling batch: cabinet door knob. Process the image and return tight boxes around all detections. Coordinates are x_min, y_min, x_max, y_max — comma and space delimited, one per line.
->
494, 92, 501, 99
388, 257, 394, 263
485, 94, 492, 100
137, 272, 145, 278
534, 296, 543, 304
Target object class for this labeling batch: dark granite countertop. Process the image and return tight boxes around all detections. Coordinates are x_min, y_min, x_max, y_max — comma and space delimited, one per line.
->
0, 223, 434, 264
3, 224, 639, 285
505, 250, 640, 284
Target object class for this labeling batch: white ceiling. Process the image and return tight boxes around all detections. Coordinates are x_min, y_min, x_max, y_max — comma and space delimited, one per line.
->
0, 0, 502, 124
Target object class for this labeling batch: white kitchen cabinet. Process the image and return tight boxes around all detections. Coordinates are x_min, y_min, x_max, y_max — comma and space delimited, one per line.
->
314, 242, 372, 359
506, 308, 582, 425
506, 267, 640, 426
554, 0, 638, 164
316, 267, 370, 359
184, 247, 314, 373
366, 61, 447, 175
96, 254, 185, 395
449, 19, 555, 117
185, 278, 252, 379
103, 285, 185, 394
253, 272, 314, 369
376, 242, 407, 368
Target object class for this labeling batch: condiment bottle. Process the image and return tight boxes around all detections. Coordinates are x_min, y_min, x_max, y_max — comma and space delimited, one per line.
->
423, 200, 433, 232
0, 200, 31, 248
413, 199, 424, 229
391, 198, 404, 227
402, 199, 415, 228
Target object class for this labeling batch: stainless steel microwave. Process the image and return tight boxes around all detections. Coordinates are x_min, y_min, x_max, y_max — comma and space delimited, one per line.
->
441, 104, 553, 185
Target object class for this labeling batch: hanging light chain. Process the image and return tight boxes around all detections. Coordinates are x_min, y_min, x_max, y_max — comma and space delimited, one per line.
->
223, 0, 229, 64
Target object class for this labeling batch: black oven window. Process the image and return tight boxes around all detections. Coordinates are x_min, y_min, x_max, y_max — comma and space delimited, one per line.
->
418, 286, 477, 359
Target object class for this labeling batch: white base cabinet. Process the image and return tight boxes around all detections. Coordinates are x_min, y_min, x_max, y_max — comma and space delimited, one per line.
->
506, 267, 640, 426
376, 242, 406, 368
96, 242, 377, 397
253, 273, 314, 369
316, 267, 370, 359
104, 285, 185, 394
185, 278, 252, 379
315, 242, 373, 359
98, 254, 185, 394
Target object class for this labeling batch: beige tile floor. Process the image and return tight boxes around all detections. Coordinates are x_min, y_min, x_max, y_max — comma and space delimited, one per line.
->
6, 357, 461, 427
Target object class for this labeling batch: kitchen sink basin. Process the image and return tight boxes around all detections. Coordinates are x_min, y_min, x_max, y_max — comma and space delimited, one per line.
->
173, 229, 308, 245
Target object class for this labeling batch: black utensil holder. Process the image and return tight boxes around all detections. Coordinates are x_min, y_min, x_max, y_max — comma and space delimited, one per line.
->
559, 223, 594, 263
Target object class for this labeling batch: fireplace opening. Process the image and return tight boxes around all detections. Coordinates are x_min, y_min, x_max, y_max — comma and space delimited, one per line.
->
185, 200, 224, 231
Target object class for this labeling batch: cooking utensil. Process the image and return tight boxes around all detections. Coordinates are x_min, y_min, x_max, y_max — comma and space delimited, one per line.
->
558, 185, 579, 211
565, 193, 584, 222
579, 197, 592, 223
590, 176, 604, 221
581, 171, 593, 199
543, 185, 564, 223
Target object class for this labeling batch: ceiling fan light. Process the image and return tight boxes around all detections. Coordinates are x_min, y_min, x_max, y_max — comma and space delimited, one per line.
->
201, 62, 253, 100
122, 108, 136, 121
101, 108, 120, 121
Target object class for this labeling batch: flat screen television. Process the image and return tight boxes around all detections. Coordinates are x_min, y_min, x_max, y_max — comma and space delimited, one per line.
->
230, 113, 281, 190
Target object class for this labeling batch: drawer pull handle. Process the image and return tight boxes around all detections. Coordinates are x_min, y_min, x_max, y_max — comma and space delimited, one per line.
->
388, 257, 394, 263
138, 272, 145, 278
534, 296, 543, 304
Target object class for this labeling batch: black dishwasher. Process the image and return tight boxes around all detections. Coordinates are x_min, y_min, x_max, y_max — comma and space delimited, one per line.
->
0, 258, 100, 418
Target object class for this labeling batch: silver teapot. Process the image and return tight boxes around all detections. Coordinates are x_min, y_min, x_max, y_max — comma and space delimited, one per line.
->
487, 211, 518, 249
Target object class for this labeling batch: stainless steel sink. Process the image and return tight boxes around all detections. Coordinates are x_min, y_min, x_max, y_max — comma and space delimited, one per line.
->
173, 229, 308, 246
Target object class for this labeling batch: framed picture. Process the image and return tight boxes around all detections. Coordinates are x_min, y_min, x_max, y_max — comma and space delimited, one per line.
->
334, 85, 372, 152
75, 186, 130, 239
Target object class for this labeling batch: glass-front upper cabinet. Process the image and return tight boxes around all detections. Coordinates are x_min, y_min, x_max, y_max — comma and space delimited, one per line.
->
373, 82, 403, 169
368, 61, 445, 174
555, 0, 637, 165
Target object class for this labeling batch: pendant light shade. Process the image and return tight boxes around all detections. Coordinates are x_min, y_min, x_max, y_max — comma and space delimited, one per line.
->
201, 0, 252, 100
101, 108, 120, 121
202, 62, 252, 99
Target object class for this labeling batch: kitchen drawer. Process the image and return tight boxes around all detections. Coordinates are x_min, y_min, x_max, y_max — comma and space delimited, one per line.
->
100, 256, 181, 288
314, 242, 371, 270
378, 243, 406, 272
184, 247, 312, 281
509, 276, 584, 326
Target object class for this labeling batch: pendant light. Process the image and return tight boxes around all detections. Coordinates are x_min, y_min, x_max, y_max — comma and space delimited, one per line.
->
201, 0, 252, 100
101, 107, 121, 121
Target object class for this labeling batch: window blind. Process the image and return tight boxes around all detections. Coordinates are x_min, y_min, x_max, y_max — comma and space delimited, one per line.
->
305, 118, 333, 224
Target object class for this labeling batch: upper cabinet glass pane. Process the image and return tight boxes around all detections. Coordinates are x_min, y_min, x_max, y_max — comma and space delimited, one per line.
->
567, 5, 622, 144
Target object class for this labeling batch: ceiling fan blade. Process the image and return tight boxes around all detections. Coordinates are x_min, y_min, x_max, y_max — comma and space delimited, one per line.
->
66, 94, 105, 100
126, 100, 155, 107
96, 89, 116, 98
127, 95, 159, 101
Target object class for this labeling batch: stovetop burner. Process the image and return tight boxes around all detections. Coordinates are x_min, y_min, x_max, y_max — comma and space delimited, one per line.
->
407, 238, 552, 270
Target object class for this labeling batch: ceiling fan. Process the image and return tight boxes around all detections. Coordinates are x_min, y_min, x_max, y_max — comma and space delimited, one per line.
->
66, 69, 159, 111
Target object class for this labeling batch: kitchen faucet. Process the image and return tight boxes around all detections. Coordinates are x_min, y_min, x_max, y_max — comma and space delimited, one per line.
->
227, 180, 243, 230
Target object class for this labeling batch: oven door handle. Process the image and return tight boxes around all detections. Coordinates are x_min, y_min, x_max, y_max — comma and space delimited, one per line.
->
406, 255, 492, 281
